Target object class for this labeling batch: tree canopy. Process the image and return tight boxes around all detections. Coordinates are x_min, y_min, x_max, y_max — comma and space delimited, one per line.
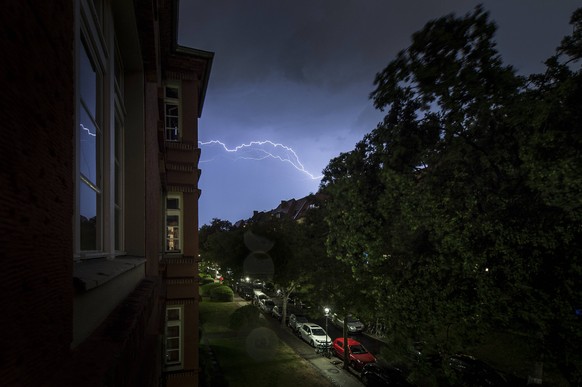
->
321, 5, 582, 384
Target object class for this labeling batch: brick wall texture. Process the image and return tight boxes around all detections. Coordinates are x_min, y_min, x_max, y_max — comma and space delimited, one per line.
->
0, 1, 76, 385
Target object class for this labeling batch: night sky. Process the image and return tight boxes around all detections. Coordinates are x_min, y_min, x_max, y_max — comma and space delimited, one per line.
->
177, 0, 580, 227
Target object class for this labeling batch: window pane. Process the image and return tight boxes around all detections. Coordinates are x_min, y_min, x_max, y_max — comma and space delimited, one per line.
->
166, 215, 179, 226
165, 102, 179, 141
165, 104, 178, 116
166, 326, 179, 337
80, 42, 97, 118
80, 108, 99, 185
165, 86, 179, 99
166, 349, 180, 363
167, 308, 180, 321
167, 198, 179, 210
80, 181, 98, 250
165, 116, 178, 130
166, 338, 180, 350
166, 229, 180, 251
166, 128, 178, 141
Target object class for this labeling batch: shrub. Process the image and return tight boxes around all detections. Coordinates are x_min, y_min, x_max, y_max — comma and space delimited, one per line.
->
200, 277, 216, 286
229, 304, 261, 331
200, 282, 222, 296
209, 285, 234, 302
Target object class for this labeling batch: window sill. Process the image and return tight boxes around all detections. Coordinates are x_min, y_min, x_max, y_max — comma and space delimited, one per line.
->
73, 256, 147, 292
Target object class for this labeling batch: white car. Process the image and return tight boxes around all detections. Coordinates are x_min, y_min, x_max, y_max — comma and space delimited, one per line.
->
298, 323, 332, 347
258, 298, 275, 313
331, 314, 365, 334
253, 291, 269, 306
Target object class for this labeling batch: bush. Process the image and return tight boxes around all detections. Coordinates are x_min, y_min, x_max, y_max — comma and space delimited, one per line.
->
201, 277, 216, 285
229, 304, 261, 331
200, 282, 222, 296
209, 285, 234, 302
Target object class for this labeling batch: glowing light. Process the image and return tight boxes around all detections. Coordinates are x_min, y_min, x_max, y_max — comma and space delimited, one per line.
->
198, 140, 323, 180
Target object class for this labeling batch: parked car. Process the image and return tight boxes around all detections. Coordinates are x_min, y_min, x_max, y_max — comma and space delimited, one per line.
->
271, 305, 283, 321
360, 362, 414, 386
239, 286, 254, 301
253, 290, 269, 306
262, 282, 275, 293
332, 338, 376, 371
288, 313, 309, 333
273, 305, 300, 323
258, 298, 275, 313
446, 354, 508, 387
298, 322, 332, 347
252, 279, 264, 289
331, 313, 365, 334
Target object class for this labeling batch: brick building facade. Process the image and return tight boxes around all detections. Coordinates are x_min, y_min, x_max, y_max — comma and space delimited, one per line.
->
0, 1, 212, 386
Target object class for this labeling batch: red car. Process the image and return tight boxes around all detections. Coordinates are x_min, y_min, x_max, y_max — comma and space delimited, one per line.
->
332, 338, 377, 371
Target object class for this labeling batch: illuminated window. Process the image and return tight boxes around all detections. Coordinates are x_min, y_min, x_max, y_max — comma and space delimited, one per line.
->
165, 193, 182, 252
165, 306, 183, 368
164, 85, 180, 141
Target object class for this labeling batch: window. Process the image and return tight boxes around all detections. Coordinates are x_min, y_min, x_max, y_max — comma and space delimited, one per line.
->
165, 193, 182, 253
164, 85, 180, 141
76, 1, 125, 258
79, 34, 103, 252
165, 306, 183, 367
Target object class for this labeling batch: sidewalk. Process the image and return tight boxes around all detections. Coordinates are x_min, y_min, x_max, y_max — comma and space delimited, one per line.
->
303, 352, 363, 387
236, 295, 363, 387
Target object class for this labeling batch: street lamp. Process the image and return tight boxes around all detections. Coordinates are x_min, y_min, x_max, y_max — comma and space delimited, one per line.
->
324, 307, 330, 348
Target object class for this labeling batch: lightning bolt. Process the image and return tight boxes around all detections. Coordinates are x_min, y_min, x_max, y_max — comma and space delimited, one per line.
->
198, 140, 323, 180
80, 123, 96, 137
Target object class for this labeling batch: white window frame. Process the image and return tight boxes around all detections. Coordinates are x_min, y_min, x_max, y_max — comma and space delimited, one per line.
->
75, 0, 125, 260
164, 83, 181, 142
165, 193, 182, 253
165, 306, 183, 369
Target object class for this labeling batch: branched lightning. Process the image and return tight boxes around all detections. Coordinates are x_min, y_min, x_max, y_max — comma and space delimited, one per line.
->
198, 140, 323, 180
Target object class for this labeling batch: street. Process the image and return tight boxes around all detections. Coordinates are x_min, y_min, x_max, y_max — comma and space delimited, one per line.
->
239, 294, 390, 387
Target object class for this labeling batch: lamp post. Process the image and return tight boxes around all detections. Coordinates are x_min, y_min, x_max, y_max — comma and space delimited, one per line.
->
324, 307, 330, 348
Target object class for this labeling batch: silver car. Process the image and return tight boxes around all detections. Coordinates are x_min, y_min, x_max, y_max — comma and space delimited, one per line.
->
259, 298, 275, 313
288, 313, 309, 333
332, 314, 365, 334
298, 323, 332, 347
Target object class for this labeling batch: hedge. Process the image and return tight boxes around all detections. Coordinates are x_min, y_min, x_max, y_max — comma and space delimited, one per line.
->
200, 282, 223, 296
209, 285, 234, 302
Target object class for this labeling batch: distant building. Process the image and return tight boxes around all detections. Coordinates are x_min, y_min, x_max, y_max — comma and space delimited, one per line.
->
239, 193, 324, 227
0, 1, 212, 386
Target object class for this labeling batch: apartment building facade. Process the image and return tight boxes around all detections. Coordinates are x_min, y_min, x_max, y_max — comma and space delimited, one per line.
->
0, 1, 212, 386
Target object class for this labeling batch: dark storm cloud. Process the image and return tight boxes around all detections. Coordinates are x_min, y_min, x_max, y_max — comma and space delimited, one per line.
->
180, 0, 475, 90
178, 0, 581, 225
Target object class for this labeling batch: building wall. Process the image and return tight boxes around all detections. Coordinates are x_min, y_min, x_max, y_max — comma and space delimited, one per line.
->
0, 1, 75, 385
144, 79, 163, 277
0, 1, 211, 385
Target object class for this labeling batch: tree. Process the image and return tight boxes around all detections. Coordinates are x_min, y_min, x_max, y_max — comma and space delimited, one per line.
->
199, 218, 246, 277
321, 5, 582, 384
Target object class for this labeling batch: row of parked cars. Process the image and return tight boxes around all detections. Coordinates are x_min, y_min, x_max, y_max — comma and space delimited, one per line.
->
281, 302, 417, 386
235, 281, 507, 387
243, 287, 387, 378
